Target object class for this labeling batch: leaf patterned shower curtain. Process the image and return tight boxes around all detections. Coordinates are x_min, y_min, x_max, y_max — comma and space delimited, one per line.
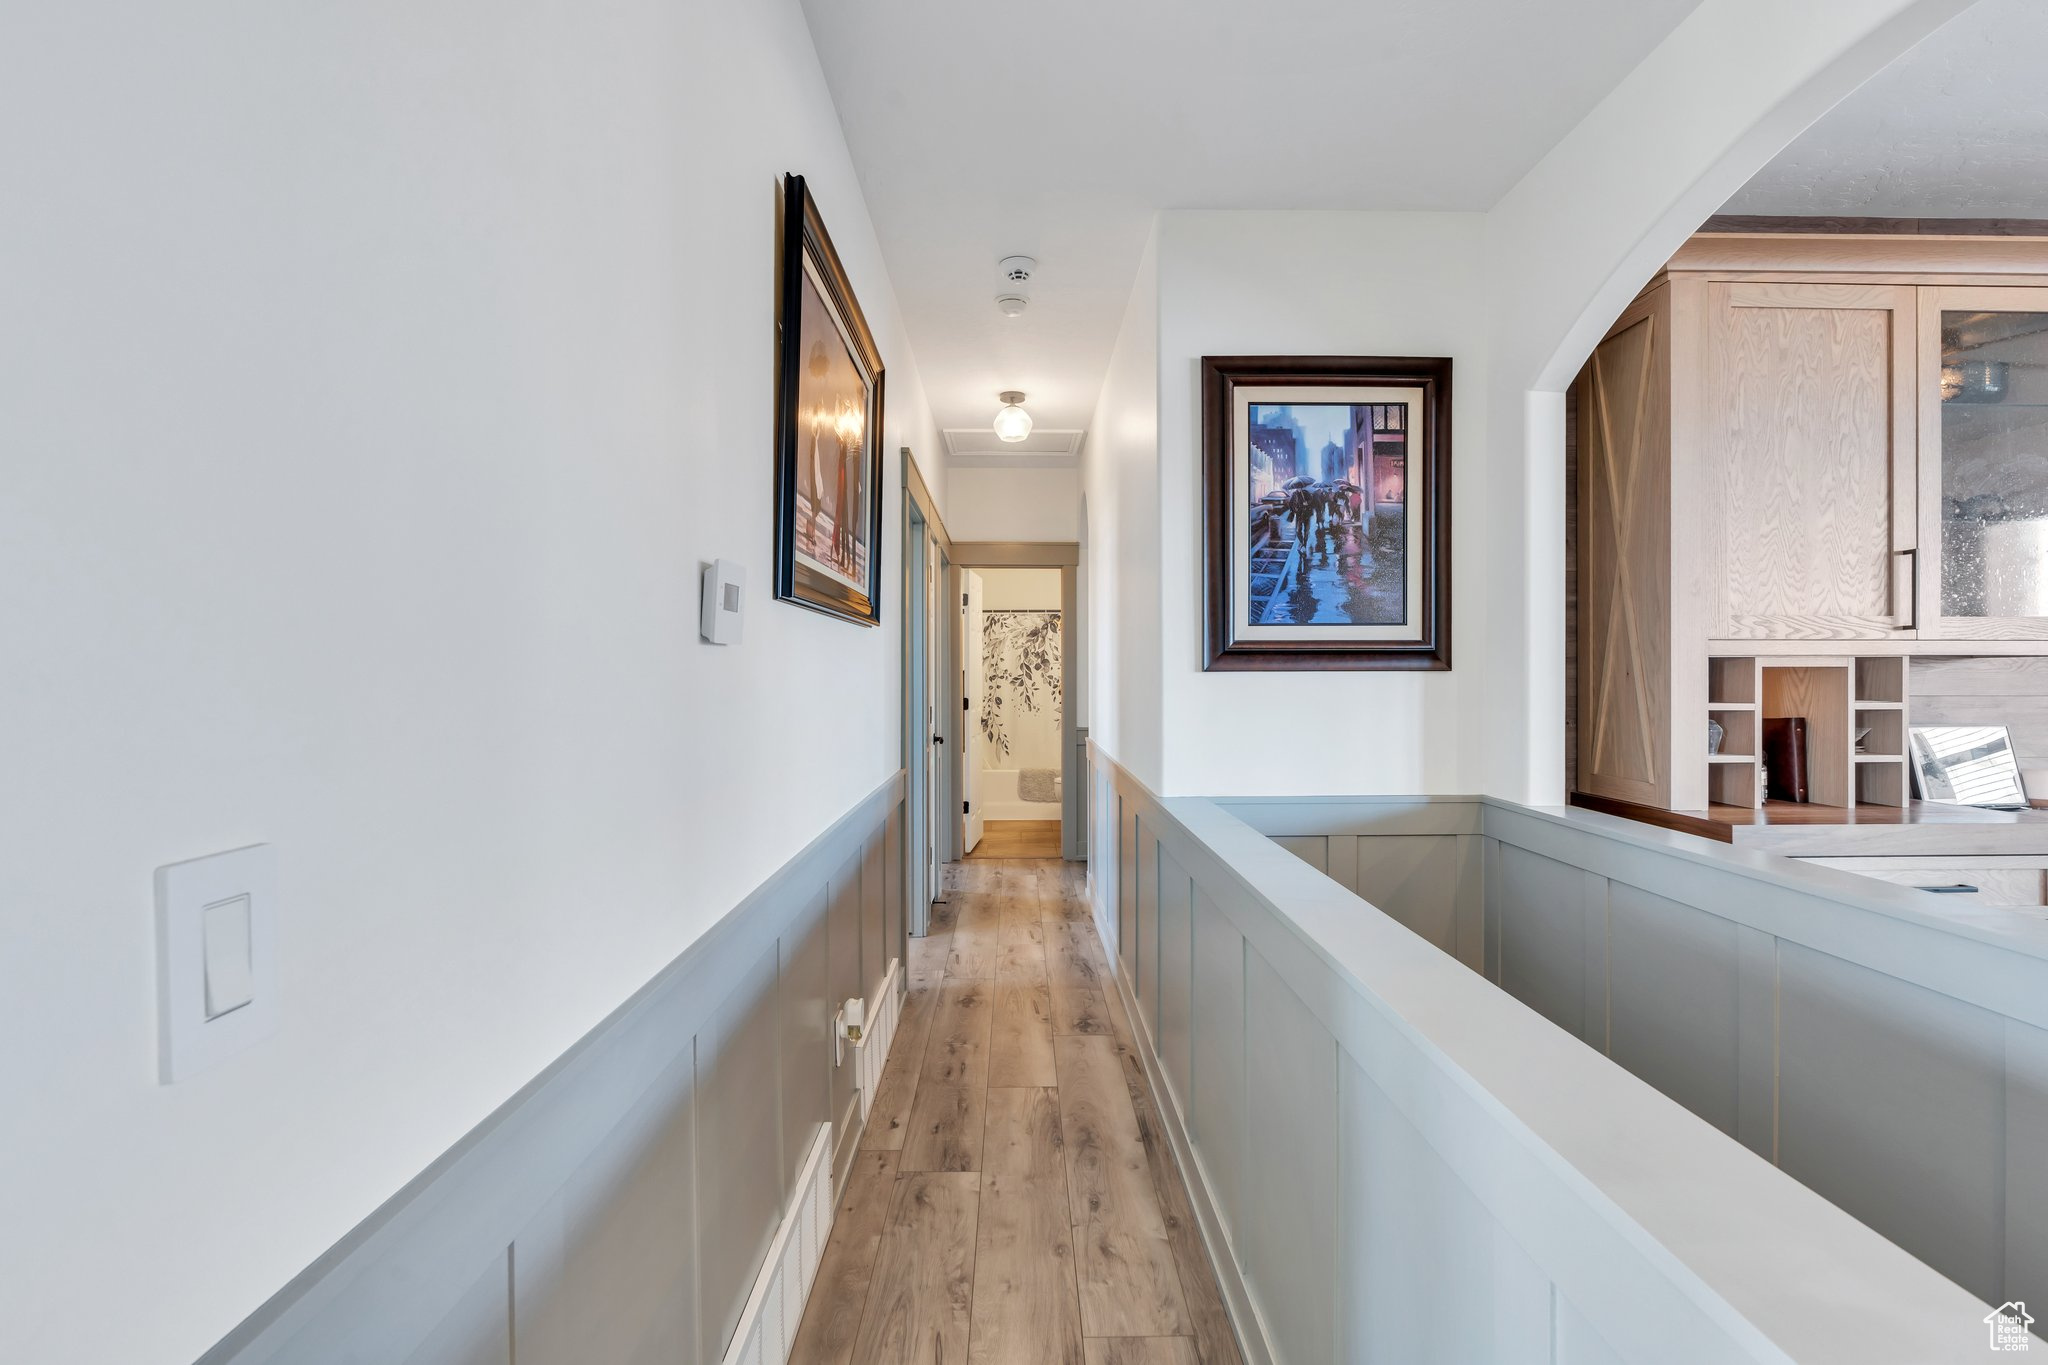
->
978, 609, 1062, 770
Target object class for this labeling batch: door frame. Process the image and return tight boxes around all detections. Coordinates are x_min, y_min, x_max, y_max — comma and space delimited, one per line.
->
948, 541, 1083, 861
901, 452, 955, 936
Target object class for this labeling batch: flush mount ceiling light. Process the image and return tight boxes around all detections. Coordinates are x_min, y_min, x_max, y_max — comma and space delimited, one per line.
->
992, 391, 1032, 443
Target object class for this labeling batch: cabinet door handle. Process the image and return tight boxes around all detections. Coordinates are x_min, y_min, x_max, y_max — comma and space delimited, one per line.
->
1892, 548, 1917, 631
1916, 883, 1978, 894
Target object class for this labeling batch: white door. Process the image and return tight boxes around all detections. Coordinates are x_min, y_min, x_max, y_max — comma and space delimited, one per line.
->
963, 569, 986, 853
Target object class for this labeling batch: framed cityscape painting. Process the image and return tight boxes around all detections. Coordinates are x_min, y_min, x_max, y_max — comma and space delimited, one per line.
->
774, 174, 886, 626
1202, 355, 1451, 670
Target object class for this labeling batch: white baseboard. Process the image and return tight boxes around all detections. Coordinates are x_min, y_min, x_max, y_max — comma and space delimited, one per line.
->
854, 957, 902, 1119
723, 957, 905, 1365
720, 1124, 834, 1365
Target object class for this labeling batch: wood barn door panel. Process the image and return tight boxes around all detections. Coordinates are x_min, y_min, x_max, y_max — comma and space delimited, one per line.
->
1578, 290, 1673, 807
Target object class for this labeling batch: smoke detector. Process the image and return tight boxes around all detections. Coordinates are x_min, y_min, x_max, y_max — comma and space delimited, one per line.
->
996, 256, 1036, 318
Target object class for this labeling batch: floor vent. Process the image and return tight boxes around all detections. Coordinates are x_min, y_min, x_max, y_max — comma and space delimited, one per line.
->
854, 957, 902, 1118
719, 1124, 834, 1365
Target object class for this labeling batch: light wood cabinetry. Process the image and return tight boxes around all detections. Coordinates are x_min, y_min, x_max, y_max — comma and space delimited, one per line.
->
1707, 281, 1917, 640
1574, 233, 2048, 815
1916, 284, 2048, 640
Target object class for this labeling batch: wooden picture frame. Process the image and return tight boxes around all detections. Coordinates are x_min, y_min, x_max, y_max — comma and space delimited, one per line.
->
1202, 355, 1451, 671
775, 174, 886, 626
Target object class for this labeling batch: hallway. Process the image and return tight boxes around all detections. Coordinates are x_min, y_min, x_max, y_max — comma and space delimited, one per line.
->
790, 857, 1241, 1365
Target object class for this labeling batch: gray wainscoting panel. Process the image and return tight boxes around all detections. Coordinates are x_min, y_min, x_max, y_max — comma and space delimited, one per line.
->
1734, 925, 1779, 1162
862, 835, 887, 1007
1241, 947, 1338, 1365
514, 1043, 698, 1365
1157, 845, 1194, 1107
1554, 1295, 1629, 1365
826, 850, 865, 1168
1189, 886, 1247, 1254
1271, 834, 1327, 873
404, 1254, 511, 1365
1137, 818, 1161, 1039
197, 773, 907, 1365
1776, 941, 2007, 1305
884, 805, 904, 965
1337, 1052, 1550, 1365
1351, 835, 1460, 955
1498, 845, 1593, 1041
1119, 796, 1138, 977
1606, 882, 1742, 1137
695, 941, 786, 1363
780, 885, 832, 1197
2008, 1019, 2048, 1306
1087, 749, 2015, 1363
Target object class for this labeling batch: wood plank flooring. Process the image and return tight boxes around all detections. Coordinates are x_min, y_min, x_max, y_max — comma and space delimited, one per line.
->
790, 857, 1242, 1365
967, 820, 1063, 859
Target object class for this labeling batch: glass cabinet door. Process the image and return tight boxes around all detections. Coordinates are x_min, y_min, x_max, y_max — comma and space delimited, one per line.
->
1920, 286, 2048, 638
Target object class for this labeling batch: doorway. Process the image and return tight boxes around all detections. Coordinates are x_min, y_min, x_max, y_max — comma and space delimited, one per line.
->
947, 542, 1080, 863
902, 454, 956, 938
960, 565, 1065, 858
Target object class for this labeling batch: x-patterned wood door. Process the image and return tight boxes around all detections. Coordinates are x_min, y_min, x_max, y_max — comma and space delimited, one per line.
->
1578, 286, 1674, 808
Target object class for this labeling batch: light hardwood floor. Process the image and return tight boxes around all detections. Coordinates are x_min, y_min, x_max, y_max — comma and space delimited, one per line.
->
966, 820, 1063, 859
789, 857, 1242, 1365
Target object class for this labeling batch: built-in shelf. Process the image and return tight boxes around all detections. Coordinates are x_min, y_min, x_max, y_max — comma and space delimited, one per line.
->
1697, 654, 1912, 811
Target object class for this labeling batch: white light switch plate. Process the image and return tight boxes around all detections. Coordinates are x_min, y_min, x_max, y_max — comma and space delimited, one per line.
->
156, 844, 277, 1082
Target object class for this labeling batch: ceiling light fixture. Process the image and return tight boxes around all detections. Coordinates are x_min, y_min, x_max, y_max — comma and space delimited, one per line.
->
993, 391, 1032, 443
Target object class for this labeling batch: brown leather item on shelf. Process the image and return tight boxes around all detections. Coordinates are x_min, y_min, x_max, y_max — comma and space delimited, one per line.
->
1763, 716, 1809, 803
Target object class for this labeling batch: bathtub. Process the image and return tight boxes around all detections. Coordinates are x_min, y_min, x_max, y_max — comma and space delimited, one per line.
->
977, 767, 1064, 821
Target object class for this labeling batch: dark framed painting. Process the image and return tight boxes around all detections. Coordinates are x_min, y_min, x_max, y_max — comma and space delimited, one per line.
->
1202, 355, 1451, 670
775, 174, 886, 626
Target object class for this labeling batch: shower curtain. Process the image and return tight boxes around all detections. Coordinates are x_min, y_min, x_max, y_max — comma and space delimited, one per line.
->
978, 609, 1062, 772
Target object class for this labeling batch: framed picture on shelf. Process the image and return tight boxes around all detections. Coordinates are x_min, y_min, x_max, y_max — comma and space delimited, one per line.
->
1202, 355, 1451, 670
774, 174, 886, 626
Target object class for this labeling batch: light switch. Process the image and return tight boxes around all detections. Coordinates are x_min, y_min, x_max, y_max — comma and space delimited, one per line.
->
201, 895, 254, 1019
156, 843, 277, 1083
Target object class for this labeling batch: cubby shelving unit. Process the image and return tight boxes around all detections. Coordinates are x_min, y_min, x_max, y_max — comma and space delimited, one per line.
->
1703, 653, 1911, 810
1706, 657, 1760, 808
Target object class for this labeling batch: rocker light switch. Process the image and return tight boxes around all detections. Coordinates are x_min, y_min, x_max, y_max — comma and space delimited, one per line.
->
201, 895, 254, 1019
156, 844, 278, 1082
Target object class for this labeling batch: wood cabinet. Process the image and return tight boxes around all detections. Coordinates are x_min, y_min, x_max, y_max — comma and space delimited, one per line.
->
1706, 281, 1917, 640
1916, 285, 2048, 640
1573, 234, 2048, 815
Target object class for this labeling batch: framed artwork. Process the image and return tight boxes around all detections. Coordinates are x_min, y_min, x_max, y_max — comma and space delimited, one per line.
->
775, 174, 886, 626
1202, 354, 1451, 670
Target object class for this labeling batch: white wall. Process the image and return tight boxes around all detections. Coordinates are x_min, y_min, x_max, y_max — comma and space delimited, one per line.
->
1082, 228, 1163, 786
1154, 212, 1488, 796
0, 3, 936, 1362
978, 567, 1062, 610
943, 463, 1079, 541
1081, 0, 1972, 805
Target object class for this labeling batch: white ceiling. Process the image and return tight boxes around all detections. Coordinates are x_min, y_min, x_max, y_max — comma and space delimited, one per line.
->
1724, 0, 2048, 218
800, 0, 1704, 439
